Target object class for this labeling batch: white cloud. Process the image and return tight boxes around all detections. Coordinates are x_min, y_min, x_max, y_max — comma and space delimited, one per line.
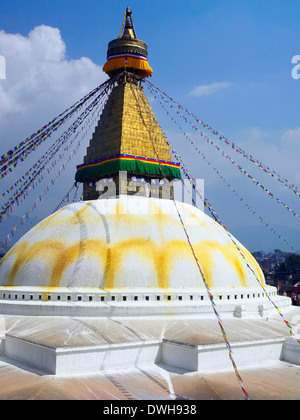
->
230, 126, 300, 187
188, 82, 233, 97
281, 127, 300, 145
0, 25, 107, 153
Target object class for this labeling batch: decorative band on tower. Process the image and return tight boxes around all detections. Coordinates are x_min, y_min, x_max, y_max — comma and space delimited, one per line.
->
76, 154, 181, 182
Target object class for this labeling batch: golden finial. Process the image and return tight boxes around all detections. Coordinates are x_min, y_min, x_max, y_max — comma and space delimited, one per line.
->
118, 6, 136, 39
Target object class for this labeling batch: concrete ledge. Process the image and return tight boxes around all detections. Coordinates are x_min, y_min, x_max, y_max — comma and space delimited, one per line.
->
161, 337, 286, 372
5, 333, 286, 375
0, 337, 4, 355
4, 334, 161, 375
281, 337, 300, 366
3, 313, 299, 376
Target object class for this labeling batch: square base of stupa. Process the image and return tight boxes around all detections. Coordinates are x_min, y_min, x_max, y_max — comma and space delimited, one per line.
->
1, 306, 300, 379
0, 307, 300, 399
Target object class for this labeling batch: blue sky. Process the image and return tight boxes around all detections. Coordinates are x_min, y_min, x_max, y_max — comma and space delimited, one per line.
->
0, 0, 300, 253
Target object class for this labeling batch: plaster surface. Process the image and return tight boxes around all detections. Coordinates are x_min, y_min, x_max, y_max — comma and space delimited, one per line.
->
0, 306, 299, 399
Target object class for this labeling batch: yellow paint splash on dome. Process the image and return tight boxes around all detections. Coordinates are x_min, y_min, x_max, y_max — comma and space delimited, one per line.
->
39, 202, 97, 232
149, 199, 164, 216
223, 243, 248, 287
5, 238, 107, 288
164, 239, 200, 281
103, 238, 168, 289
111, 202, 179, 232
155, 241, 183, 289
1, 205, 264, 292
180, 203, 206, 223
177, 207, 262, 287
103, 235, 198, 291
66, 202, 96, 226
193, 241, 249, 288
238, 243, 264, 285
5, 241, 30, 287
189, 209, 263, 286
115, 198, 127, 215
13, 203, 94, 240
193, 242, 218, 288
0, 240, 26, 272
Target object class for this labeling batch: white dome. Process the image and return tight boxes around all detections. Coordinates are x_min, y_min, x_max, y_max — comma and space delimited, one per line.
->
0, 195, 264, 290
0, 196, 284, 317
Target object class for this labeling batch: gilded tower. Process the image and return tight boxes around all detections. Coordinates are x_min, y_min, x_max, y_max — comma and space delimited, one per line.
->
75, 7, 181, 199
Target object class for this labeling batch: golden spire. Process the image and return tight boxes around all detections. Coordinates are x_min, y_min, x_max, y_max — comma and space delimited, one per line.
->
76, 7, 180, 200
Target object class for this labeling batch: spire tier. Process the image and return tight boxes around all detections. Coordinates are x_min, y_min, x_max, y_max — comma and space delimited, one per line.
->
103, 7, 153, 79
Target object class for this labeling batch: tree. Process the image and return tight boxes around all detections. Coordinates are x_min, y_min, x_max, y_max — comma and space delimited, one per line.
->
285, 254, 300, 274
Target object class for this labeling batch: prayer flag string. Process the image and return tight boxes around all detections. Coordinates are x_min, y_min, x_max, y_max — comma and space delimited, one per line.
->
0, 79, 112, 179
151, 88, 299, 254
52, 183, 76, 214
132, 81, 250, 401
1, 102, 101, 245
144, 79, 300, 346
146, 80, 300, 200
145, 83, 300, 224
0, 85, 111, 220
166, 135, 300, 346
0, 89, 106, 202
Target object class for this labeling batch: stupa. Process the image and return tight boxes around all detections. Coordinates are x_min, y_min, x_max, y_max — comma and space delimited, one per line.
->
0, 8, 299, 400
